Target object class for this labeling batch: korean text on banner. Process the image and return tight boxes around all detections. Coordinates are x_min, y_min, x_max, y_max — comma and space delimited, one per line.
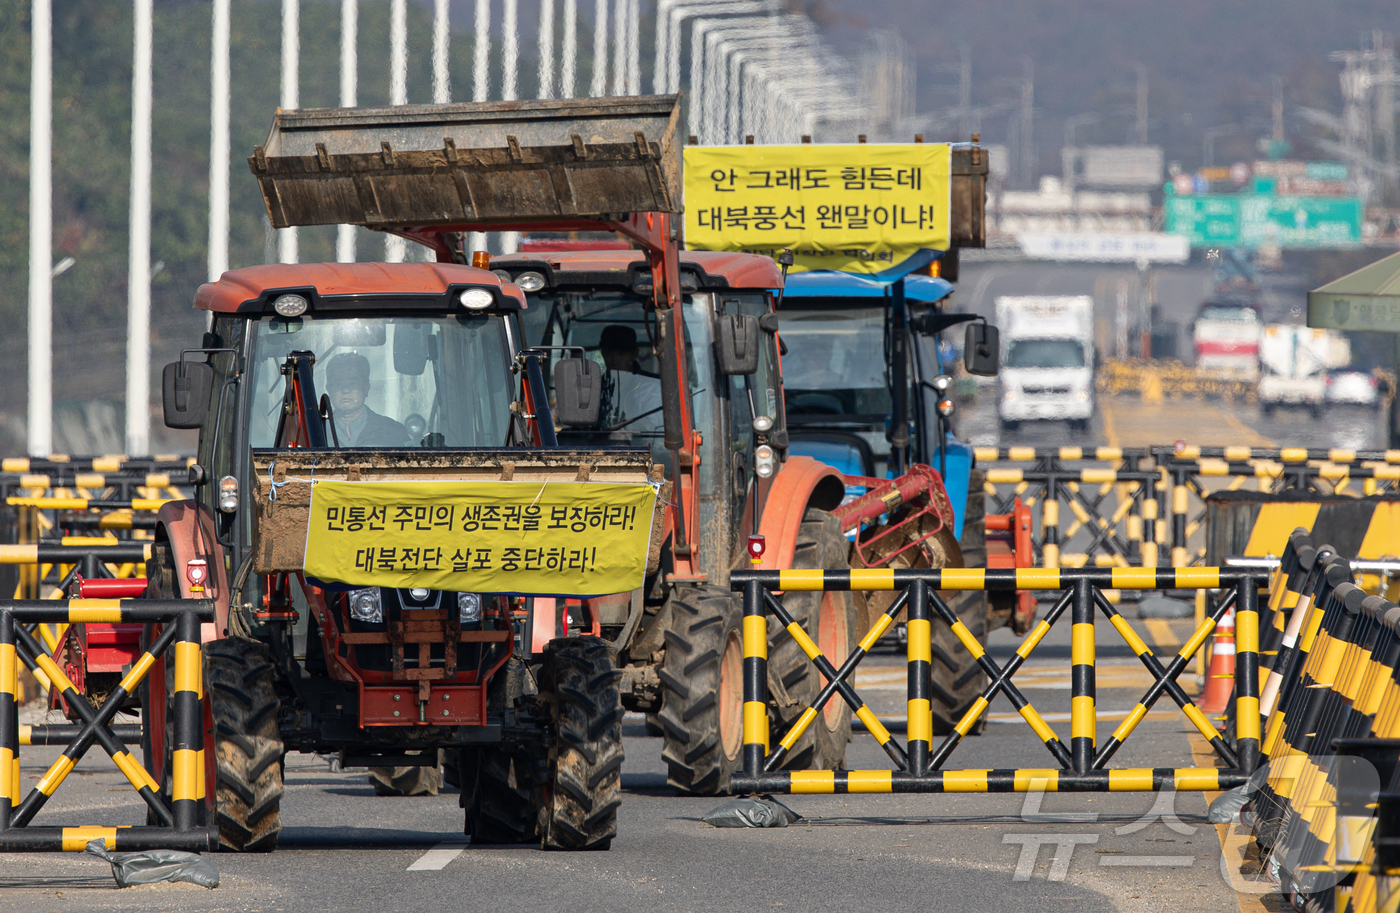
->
303, 480, 658, 597
683, 144, 952, 275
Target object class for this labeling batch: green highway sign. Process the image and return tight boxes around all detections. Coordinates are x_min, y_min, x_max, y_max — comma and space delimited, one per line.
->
1163, 193, 1362, 249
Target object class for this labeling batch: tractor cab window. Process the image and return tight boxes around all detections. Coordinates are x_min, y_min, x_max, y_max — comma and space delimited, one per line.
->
526, 290, 683, 460
778, 304, 891, 420
248, 312, 514, 448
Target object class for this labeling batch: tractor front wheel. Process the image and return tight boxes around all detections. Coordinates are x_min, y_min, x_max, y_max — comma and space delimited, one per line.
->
459, 746, 541, 845
538, 636, 624, 850
658, 585, 745, 795
205, 637, 285, 852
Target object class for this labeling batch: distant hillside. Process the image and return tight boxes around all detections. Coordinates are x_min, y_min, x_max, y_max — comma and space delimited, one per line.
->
812, 0, 1393, 180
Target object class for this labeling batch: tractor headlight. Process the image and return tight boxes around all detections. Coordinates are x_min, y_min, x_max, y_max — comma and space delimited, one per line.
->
217, 475, 238, 513
755, 444, 776, 478
457, 592, 483, 624
459, 288, 494, 310
932, 373, 953, 393
349, 587, 383, 623
513, 271, 546, 292
272, 293, 309, 317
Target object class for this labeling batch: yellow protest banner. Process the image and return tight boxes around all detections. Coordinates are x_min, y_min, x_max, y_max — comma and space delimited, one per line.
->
302, 480, 657, 597
683, 144, 952, 275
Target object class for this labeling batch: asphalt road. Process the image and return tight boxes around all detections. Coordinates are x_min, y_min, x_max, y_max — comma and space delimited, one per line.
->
0, 613, 1267, 913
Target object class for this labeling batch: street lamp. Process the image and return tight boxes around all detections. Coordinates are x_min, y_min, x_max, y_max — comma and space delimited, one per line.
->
1202, 123, 1241, 168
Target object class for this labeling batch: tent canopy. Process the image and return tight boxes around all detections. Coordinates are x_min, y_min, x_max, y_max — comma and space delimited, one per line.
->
1307, 250, 1400, 332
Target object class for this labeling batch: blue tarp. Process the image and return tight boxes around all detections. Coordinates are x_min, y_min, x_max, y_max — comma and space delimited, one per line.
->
783, 271, 954, 303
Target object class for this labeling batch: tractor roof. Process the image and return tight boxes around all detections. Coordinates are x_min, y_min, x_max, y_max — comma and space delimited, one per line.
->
195, 261, 521, 313
492, 249, 782, 290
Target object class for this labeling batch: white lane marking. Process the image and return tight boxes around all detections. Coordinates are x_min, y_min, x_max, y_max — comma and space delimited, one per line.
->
408, 841, 470, 871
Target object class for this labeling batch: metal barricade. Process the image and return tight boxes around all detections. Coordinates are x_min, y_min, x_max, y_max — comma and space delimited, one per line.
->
0, 598, 216, 852
728, 567, 1264, 795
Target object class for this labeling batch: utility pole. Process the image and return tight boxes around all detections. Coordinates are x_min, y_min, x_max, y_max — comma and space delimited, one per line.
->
127, 0, 153, 456
1376, 31, 1396, 174
279, 0, 298, 264
337, 0, 357, 263
29, 0, 52, 456
1020, 57, 1034, 186
958, 45, 971, 139
1134, 62, 1147, 144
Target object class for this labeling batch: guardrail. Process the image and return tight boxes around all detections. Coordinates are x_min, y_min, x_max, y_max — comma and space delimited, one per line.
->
726, 567, 1264, 795
0, 598, 217, 852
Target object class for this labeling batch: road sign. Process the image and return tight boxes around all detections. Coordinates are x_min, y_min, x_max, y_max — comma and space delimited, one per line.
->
1163, 193, 1362, 249
1016, 232, 1189, 263
1163, 194, 1240, 245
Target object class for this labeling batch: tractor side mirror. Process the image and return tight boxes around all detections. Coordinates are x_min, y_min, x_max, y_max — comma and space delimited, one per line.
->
554, 358, 602, 426
393, 323, 431, 376
161, 361, 214, 429
716, 314, 760, 375
964, 323, 1000, 376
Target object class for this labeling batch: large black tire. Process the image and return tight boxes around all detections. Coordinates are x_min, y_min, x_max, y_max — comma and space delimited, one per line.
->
459, 747, 541, 845
538, 636, 623, 850
935, 471, 990, 736
205, 638, 285, 852
368, 755, 441, 796
658, 586, 744, 795
788, 510, 856, 771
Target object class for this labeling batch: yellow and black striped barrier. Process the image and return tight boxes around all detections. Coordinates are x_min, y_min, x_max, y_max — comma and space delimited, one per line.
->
1215, 528, 1400, 913
0, 456, 193, 474
0, 598, 216, 852
5, 497, 173, 512
0, 543, 153, 565
729, 567, 1264, 795
974, 445, 1400, 572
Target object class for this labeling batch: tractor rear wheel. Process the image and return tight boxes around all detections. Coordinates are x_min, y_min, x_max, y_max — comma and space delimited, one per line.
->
788, 509, 856, 772
205, 638, 285, 852
658, 585, 745, 795
933, 471, 990, 736
368, 755, 442, 796
459, 747, 541, 845
538, 636, 623, 850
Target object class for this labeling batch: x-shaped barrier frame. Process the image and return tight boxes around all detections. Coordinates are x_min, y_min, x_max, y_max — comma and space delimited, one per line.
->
0, 599, 218, 851
731, 568, 1262, 795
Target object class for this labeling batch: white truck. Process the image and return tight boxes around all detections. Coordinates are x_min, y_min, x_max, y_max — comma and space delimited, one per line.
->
1192, 299, 1262, 380
995, 296, 1095, 432
1257, 324, 1351, 416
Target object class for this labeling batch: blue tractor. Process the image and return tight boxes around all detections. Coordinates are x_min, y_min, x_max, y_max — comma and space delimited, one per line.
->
778, 257, 1034, 734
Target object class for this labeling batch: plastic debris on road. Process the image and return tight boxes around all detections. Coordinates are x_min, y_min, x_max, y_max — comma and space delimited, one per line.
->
1207, 784, 1254, 826
85, 839, 219, 889
1137, 595, 1195, 619
702, 796, 802, 828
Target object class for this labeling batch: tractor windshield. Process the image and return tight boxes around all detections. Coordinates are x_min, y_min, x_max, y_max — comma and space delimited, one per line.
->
247, 312, 516, 448
778, 305, 891, 419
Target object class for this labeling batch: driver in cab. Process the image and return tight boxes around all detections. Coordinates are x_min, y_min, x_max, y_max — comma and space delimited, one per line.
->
325, 353, 411, 447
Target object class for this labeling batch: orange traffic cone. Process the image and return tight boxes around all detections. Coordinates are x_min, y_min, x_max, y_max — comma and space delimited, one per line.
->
1199, 607, 1236, 713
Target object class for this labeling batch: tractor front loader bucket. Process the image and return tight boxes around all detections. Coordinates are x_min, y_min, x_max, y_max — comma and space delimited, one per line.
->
249, 96, 681, 233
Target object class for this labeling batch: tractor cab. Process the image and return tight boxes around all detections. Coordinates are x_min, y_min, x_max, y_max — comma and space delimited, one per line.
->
497, 249, 788, 582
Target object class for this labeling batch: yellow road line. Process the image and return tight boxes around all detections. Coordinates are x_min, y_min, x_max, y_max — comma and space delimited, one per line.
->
1103, 403, 1121, 450
1187, 714, 1272, 913
1143, 618, 1181, 648
1222, 411, 1276, 449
